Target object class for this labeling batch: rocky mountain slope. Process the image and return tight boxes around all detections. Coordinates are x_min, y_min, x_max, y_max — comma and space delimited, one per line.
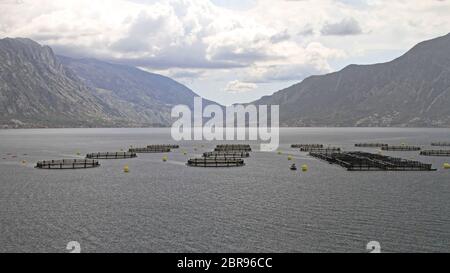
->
59, 56, 211, 127
0, 38, 213, 128
253, 33, 450, 127
0, 38, 123, 128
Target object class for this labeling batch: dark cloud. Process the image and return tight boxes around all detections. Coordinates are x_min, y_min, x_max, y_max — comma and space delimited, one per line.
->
270, 30, 291, 43
108, 55, 247, 70
321, 18, 363, 36
208, 45, 274, 64
298, 26, 314, 37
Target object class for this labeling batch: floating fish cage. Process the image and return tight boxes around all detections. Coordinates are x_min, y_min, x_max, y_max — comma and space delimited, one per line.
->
291, 144, 324, 149
420, 150, 450, 157
431, 142, 450, 147
214, 148, 251, 152
299, 147, 341, 153
187, 158, 245, 167
35, 159, 100, 169
147, 144, 179, 149
129, 147, 171, 153
214, 144, 252, 152
202, 155, 247, 160
310, 151, 435, 171
355, 143, 388, 148
381, 146, 421, 151
203, 151, 250, 158
86, 152, 137, 159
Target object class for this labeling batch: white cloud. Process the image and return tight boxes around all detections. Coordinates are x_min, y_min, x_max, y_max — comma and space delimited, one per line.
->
1, 0, 450, 101
224, 80, 258, 93
243, 42, 345, 82
0, 0, 344, 78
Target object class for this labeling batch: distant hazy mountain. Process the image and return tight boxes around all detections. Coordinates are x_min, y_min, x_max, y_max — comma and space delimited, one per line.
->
254, 33, 450, 127
0, 37, 214, 128
59, 56, 212, 126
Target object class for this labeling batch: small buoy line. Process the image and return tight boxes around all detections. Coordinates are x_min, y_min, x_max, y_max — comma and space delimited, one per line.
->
420, 150, 450, 157
381, 145, 421, 151
432, 142, 450, 147
2, 153, 29, 166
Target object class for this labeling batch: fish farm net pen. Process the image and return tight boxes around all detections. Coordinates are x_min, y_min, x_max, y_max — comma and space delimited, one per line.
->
35, 159, 100, 169
86, 152, 137, 159
310, 152, 436, 171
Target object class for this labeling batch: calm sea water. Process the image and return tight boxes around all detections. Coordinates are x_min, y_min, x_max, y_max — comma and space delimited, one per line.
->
0, 128, 449, 253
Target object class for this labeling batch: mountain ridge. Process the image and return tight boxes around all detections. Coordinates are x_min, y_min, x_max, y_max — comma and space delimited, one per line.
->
0, 37, 216, 128
1, 34, 450, 128
253, 33, 450, 127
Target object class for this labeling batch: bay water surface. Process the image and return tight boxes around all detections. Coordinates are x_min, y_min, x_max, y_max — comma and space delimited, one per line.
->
0, 128, 449, 253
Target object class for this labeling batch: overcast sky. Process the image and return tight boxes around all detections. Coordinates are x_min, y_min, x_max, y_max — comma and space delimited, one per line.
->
1, 0, 450, 105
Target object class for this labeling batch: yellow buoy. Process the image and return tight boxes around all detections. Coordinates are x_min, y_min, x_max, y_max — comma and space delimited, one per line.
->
277, 151, 282, 155
443, 163, 450, 169
21, 160, 27, 165
76, 152, 81, 156
287, 155, 293, 161
301, 164, 309, 172
183, 151, 187, 155
123, 165, 129, 173
401, 142, 406, 146
162, 156, 168, 162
